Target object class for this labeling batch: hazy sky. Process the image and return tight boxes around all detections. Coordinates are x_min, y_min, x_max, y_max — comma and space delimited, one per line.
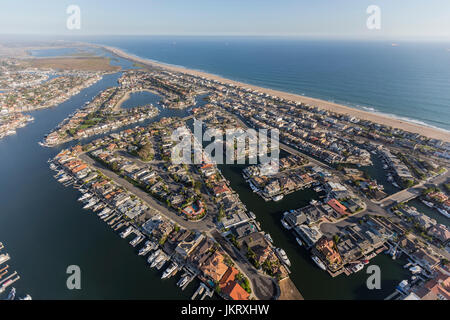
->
1, 0, 450, 40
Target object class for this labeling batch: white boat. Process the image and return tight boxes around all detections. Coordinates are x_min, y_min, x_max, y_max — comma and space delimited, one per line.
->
7, 287, 16, 300
98, 208, 112, 216
0, 253, 10, 265
152, 253, 166, 268
19, 294, 32, 300
311, 255, 326, 271
156, 258, 168, 270
130, 235, 143, 247
276, 248, 291, 267
92, 203, 105, 212
151, 252, 166, 268
409, 265, 422, 274
421, 200, 434, 208
161, 262, 178, 279
273, 195, 284, 202
437, 208, 450, 218
147, 249, 161, 265
264, 234, 274, 243
82, 198, 98, 209
120, 226, 133, 239
138, 241, 153, 256
296, 237, 303, 247
392, 182, 400, 188
78, 193, 92, 202
177, 275, 190, 288
350, 263, 364, 273
281, 219, 292, 230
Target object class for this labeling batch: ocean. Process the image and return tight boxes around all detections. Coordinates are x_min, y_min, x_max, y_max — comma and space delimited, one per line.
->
82, 36, 450, 132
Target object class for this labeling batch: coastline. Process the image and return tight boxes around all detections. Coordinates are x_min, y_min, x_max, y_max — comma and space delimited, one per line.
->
95, 43, 449, 142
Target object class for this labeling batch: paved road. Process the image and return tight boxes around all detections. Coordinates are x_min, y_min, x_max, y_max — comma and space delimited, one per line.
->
379, 169, 449, 207
80, 153, 216, 232
211, 230, 276, 300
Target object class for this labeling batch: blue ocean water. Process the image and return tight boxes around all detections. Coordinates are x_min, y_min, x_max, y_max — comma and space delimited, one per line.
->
83, 36, 450, 132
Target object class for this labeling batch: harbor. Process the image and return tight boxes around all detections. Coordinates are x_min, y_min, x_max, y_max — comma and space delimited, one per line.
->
0, 242, 31, 300
0, 45, 447, 300
48, 149, 217, 300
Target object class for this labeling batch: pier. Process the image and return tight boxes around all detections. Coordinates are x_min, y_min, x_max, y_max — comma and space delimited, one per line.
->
0, 271, 18, 293
191, 283, 209, 300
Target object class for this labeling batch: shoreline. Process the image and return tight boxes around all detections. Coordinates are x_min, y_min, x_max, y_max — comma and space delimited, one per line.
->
93, 43, 450, 142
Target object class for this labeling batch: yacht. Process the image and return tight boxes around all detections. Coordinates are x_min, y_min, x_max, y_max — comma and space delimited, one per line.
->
138, 241, 154, 256
296, 237, 303, 247
421, 200, 434, 208
151, 253, 166, 268
92, 203, 105, 212
7, 287, 16, 300
0, 254, 10, 265
156, 257, 168, 270
177, 275, 190, 288
78, 193, 92, 202
264, 233, 274, 243
130, 235, 143, 247
82, 198, 98, 209
151, 251, 166, 268
350, 263, 364, 273
120, 226, 133, 239
147, 249, 161, 265
161, 262, 178, 279
311, 255, 326, 271
409, 265, 422, 275
281, 218, 292, 230
273, 195, 284, 202
276, 248, 291, 267
437, 208, 450, 218
98, 208, 112, 216
19, 294, 32, 300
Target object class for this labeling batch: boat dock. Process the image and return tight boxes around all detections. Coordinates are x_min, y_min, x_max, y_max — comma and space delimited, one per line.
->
0, 243, 30, 299
191, 282, 208, 300
0, 271, 19, 294
0, 253, 10, 266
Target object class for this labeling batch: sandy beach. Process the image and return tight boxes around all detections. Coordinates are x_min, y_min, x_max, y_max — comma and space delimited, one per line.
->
99, 44, 449, 142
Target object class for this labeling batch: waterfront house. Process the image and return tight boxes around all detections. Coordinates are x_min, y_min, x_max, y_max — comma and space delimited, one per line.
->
327, 199, 348, 217
219, 267, 250, 300
294, 225, 323, 248
175, 232, 205, 258
200, 251, 229, 283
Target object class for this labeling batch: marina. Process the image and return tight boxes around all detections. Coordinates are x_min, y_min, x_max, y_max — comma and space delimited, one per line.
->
0, 42, 447, 301
0, 243, 30, 299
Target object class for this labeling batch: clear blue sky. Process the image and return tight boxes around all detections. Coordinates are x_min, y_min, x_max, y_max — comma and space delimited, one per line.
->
1, 0, 449, 40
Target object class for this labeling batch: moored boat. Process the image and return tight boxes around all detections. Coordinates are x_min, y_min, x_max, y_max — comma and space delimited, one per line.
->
311, 255, 326, 271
